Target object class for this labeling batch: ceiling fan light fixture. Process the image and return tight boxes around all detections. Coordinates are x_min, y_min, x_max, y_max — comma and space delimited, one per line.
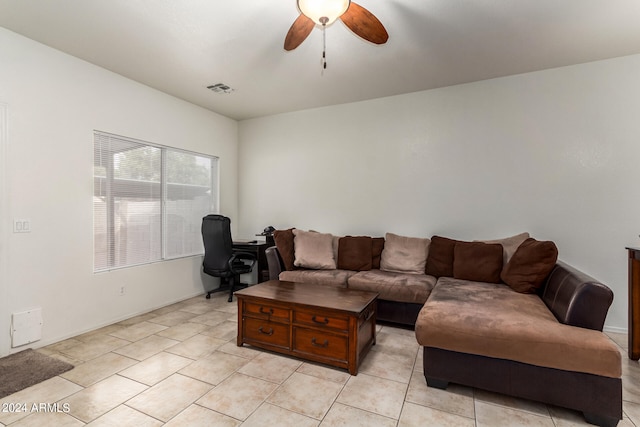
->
297, 0, 351, 26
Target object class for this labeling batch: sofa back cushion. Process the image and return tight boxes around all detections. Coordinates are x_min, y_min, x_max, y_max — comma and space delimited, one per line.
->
380, 233, 430, 274
476, 232, 530, 265
274, 228, 296, 271
372, 237, 385, 269
501, 238, 558, 293
337, 236, 373, 271
453, 241, 503, 283
425, 236, 458, 277
292, 229, 337, 270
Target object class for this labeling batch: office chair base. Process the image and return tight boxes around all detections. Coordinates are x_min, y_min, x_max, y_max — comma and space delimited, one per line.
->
205, 282, 249, 301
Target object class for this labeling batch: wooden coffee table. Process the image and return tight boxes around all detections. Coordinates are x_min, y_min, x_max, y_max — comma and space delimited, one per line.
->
235, 280, 378, 375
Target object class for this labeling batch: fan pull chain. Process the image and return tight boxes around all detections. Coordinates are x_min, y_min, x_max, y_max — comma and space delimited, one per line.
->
320, 17, 328, 74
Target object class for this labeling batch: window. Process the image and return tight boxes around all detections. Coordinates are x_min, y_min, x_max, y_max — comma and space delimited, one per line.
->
93, 132, 218, 272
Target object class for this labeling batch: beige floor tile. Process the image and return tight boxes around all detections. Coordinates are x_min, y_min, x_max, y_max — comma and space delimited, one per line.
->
607, 331, 629, 350
164, 334, 226, 359
189, 310, 231, 327
624, 401, 640, 426
0, 377, 83, 425
474, 389, 550, 417
113, 335, 180, 361
320, 402, 396, 427
196, 373, 278, 420
297, 362, 351, 384
126, 374, 212, 422
8, 410, 84, 427
358, 347, 414, 383
179, 301, 221, 315
150, 301, 192, 316
216, 341, 259, 358
61, 352, 138, 387
414, 347, 424, 373
475, 401, 555, 427
200, 320, 238, 340
267, 372, 344, 419
547, 405, 596, 426
238, 351, 302, 384
62, 375, 148, 423
405, 371, 475, 418
398, 401, 476, 427
179, 351, 249, 385
119, 351, 194, 386
110, 321, 168, 342
336, 373, 407, 419
372, 329, 420, 360
379, 324, 416, 337
155, 322, 208, 341
116, 313, 158, 327
148, 310, 198, 327
55, 334, 130, 362
85, 405, 163, 427
74, 324, 128, 342
242, 403, 319, 427
163, 404, 240, 427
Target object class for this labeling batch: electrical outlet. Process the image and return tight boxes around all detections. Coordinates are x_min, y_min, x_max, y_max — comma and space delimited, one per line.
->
13, 219, 31, 233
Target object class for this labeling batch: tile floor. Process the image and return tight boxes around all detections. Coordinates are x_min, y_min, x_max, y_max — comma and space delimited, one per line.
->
0, 291, 638, 426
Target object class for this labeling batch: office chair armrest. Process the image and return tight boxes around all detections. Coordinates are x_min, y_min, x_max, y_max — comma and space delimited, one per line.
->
228, 252, 256, 272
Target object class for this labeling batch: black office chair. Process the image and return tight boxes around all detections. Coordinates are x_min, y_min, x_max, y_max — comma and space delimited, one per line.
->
202, 215, 256, 302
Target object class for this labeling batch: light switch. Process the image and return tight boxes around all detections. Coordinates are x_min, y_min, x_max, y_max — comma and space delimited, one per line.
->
13, 219, 31, 233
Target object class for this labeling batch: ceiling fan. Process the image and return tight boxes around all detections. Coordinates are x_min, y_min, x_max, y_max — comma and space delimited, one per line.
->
284, 0, 389, 51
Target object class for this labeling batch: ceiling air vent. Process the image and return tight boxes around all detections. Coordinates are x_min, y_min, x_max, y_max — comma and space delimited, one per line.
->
206, 83, 234, 94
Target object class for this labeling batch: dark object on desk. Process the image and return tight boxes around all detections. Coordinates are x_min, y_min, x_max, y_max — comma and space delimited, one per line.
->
627, 247, 640, 360
202, 215, 256, 302
233, 240, 274, 283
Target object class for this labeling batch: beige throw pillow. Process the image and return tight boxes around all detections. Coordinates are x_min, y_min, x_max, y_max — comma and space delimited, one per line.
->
476, 232, 530, 265
380, 232, 430, 274
293, 229, 336, 270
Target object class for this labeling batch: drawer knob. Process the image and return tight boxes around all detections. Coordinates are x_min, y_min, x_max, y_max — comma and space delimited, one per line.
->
312, 315, 329, 324
259, 306, 274, 315
258, 326, 274, 336
311, 337, 329, 348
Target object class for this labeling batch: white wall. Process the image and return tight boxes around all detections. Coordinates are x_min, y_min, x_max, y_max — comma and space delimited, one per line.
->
0, 28, 239, 356
239, 54, 640, 331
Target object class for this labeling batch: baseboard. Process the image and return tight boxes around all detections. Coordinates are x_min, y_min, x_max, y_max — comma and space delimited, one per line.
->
603, 325, 627, 334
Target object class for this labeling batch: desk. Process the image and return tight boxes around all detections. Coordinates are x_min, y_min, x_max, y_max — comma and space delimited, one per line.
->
233, 241, 274, 283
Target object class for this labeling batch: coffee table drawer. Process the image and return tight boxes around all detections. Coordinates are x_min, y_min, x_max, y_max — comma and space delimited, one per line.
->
294, 310, 349, 331
244, 318, 290, 348
293, 327, 348, 360
244, 302, 290, 322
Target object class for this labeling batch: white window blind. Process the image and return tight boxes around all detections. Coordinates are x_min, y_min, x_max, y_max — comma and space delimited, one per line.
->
94, 132, 218, 272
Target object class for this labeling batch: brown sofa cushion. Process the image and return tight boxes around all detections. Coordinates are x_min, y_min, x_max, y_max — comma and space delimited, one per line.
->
337, 236, 373, 271
453, 241, 503, 283
501, 238, 559, 293
425, 236, 458, 277
348, 270, 436, 304
273, 228, 296, 271
372, 237, 385, 269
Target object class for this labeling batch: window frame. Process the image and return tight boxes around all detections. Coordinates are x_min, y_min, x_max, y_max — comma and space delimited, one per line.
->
93, 131, 219, 273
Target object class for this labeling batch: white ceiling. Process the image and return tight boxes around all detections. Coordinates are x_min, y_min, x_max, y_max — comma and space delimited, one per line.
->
2, 0, 640, 121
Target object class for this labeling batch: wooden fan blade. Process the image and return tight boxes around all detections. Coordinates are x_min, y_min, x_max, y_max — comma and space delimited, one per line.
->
284, 14, 315, 51
340, 2, 388, 44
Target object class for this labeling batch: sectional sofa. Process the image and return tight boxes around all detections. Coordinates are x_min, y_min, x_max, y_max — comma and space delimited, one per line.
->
264, 228, 622, 427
